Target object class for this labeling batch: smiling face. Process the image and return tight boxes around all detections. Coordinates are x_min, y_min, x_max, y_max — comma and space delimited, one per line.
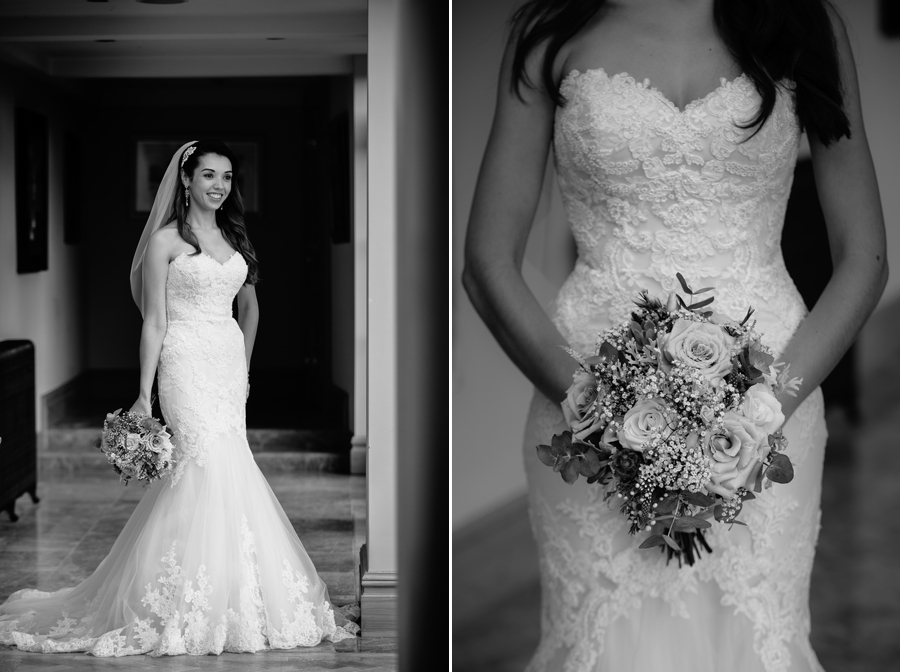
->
183, 153, 232, 212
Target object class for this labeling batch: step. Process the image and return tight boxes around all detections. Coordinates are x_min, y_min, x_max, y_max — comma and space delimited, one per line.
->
43, 428, 351, 453
39, 428, 350, 476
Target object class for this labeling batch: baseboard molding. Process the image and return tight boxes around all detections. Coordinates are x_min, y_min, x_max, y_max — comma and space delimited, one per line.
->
350, 434, 366, 474
359, 543, 397, 637
41, 372, 88, 430
452, 492, 539, 630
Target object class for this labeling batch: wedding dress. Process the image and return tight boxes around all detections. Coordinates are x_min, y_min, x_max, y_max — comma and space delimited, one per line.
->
523, 69, 827, 672
0, 248, 357, 656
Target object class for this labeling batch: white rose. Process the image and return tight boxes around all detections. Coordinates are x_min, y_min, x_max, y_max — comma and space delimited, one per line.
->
618, 399, 669, 452
741, 384, 785, 434
560, 370, 605, 440
658, 318, 736, 386
702, 411, 770, 497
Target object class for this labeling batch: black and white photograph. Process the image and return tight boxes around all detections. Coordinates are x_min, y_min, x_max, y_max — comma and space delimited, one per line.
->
0, 1, 446, 671
453, 1, 900, 671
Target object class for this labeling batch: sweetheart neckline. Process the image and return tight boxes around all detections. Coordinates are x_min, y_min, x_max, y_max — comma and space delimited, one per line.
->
560, 67, 749, 115
171, 250, 240, 267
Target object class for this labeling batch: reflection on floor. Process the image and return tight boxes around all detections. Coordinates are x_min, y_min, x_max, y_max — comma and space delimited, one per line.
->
0, 471, 398, 671
453, 304, 900, 672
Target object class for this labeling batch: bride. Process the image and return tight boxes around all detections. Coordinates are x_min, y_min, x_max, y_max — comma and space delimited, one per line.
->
0, 140, 357, 656
463, 0, 887, 670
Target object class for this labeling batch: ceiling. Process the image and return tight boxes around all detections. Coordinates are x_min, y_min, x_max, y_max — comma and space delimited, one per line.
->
0, 0, 367, 78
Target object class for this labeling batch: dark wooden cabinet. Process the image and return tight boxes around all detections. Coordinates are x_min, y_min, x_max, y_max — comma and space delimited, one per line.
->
0, 340, 40, 521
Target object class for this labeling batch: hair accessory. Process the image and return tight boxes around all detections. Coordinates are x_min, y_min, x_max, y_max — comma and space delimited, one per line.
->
184, 186, 190, 208
180, 145, 197, 168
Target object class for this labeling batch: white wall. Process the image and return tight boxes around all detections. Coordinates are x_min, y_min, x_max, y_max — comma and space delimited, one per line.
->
0, 64, 85, 430
452, 0, 900, 530
366, 0, 398, 580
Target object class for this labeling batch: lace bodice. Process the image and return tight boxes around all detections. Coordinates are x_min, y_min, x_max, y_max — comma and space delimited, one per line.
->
166, 251, 245, 323
552, 68, 804, 355
159, 250, 249, 483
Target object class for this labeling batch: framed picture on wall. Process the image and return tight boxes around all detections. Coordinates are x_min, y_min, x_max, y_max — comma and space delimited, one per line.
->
15, 108, 49, 274
133, 139, 260, 216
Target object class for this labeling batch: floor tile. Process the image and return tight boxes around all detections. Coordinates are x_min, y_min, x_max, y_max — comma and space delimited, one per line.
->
0, 468, 382, 670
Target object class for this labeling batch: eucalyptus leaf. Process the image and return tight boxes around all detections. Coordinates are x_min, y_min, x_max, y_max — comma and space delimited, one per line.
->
550, 432, 571, 457
561, 456, 582, 484
676, 272, 694, 294
656, 495, 679, 515
580, 447, 603, 473
672, 515, 712, 531
536, 444, 557, 467
598, 341, 619, 362
639, 534, 667, 549
682, 491, 716, 508
630, 322, 643, 342
765, 453, 794, 484
663, 535, 683, 552
578, 455, 599, 477
688, 296, 714, 310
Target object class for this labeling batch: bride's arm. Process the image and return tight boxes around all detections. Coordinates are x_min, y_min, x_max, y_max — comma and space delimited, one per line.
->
776, 7, 888, 421
130, 231, 171, 415
236, 284, 258, 371
462, 34, 579, 404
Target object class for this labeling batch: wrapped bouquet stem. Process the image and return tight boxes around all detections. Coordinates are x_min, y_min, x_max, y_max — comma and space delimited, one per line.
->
536, 274, 802, 566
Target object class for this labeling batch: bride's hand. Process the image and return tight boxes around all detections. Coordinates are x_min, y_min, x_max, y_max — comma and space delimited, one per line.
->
130, 398, 152, 416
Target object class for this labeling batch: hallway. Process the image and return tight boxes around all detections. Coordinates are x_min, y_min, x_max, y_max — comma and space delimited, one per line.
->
0, 470, 398, 671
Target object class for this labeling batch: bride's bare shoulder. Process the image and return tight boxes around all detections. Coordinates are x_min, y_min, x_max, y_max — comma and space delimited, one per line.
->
147, 223, 185, 261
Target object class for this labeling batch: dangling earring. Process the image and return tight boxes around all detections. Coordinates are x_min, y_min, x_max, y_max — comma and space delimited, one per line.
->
184, 186, 190, 208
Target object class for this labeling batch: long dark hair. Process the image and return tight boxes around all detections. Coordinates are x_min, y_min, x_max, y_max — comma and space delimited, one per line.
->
511, 0, 850, 145
171, 139, 260, 285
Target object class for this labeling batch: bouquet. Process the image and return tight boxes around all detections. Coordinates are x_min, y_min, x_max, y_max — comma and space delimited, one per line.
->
99, 406, 176, 485
537, 274, 802, 565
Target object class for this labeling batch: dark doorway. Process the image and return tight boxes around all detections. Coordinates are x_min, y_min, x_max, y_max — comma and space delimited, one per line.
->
74, 77, 351, 430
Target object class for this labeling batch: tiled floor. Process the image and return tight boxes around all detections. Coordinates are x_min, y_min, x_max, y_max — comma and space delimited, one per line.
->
0, 471, 398, 671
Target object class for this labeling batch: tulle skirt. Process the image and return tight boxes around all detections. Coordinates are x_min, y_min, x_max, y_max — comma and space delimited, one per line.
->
0, 430, 356, 656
